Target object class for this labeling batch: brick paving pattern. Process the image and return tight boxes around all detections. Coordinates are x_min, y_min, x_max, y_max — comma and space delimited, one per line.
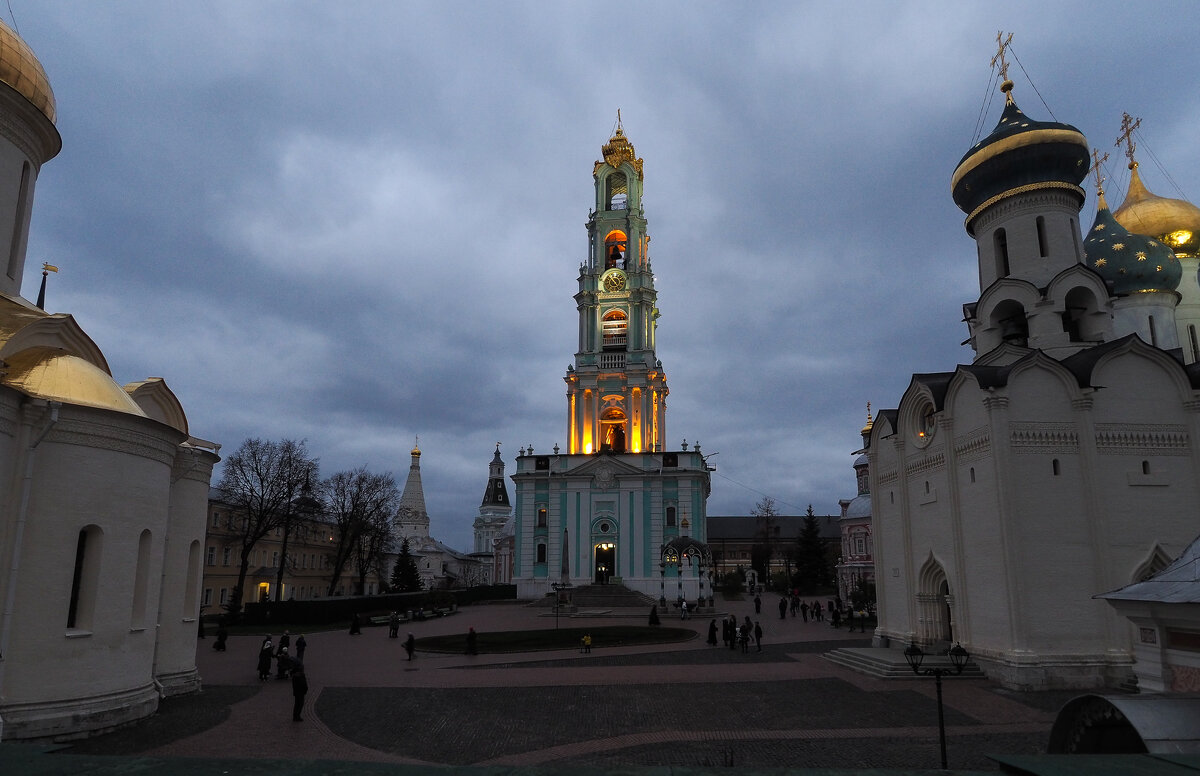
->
55, 599, 1070, 771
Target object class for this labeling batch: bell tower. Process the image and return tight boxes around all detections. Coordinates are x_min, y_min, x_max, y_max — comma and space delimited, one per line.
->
565, 118, 667, 455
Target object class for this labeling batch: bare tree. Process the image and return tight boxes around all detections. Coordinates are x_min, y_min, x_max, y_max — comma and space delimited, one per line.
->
320, 467, 400, 596
751, 496, 778, 584
217, 438, 318, 617
352, 505, 395, 595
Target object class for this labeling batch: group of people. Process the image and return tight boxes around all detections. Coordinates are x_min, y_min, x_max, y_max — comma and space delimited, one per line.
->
775, 593, 867, 632
256, 630, 307, 681
709, 615, 763, 653
252, 631, 309, 721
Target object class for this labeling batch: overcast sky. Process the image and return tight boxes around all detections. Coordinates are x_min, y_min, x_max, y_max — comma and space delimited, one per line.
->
12, 2, 1199, 551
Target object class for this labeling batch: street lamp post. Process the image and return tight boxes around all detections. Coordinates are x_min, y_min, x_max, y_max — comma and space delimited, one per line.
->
550, 582, 572, 630
904, 642, 970, 770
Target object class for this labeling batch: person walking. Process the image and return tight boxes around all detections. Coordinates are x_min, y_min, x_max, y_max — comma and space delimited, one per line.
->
295, 634, 307, 662
680, 600, 689, 620
466, 627, 478, 655
727, 616, 737, 650
290, 662, 307, 722
277, 630, 291, 655
213, 623, 228, 652
754, 620, 763, 652
800, 601, 809, 622
648, 605, 660, 626
349, 613, 362, 635
403, 632, 415, 661
753, 594, 762, 615
389, 612, 400, 638
707, 619, 718, 646
778, 597, 788, 620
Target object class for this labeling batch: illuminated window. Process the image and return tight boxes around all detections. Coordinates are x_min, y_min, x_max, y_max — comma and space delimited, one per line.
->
603, 309, 628, 348
537, 507, 548, 528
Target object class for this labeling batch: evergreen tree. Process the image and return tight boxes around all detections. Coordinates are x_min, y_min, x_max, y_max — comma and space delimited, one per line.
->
792, 504, 829, 593
390, 538, 422, 592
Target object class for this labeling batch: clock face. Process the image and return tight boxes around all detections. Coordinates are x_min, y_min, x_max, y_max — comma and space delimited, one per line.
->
603, 270, 626, 292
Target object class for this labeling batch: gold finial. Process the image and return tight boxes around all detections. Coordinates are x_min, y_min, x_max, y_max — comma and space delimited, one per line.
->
991, 31, 1015, 103
1116, 111, 1142, 169
861, 402, 874, 434
1089, 148, 1110, 194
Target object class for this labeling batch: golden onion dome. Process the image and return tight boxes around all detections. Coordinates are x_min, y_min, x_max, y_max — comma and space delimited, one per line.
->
1113, 163, 1200, 258
2, 346, 147, 416
0, 18, 55, 125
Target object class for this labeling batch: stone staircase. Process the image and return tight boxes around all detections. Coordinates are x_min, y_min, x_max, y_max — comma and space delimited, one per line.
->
528, 582, 658, 609
824, 645, 987, 680
571, 583, 658, 609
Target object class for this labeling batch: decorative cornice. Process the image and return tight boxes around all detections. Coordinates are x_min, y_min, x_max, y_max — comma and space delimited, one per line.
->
954, 426, 991, 462
48, 416, 179, 466
982, 395, 1009, 411
1095, 423, 1190, 455
905, 452, 945, 478
966, 181, 1085, 231
877, 468, 898, 486
1010, 422, 1078, 453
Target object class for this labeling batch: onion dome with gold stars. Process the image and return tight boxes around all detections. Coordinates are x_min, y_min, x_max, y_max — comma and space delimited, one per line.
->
951, 82, 1089, 234
1085, 188, 1180, 296
1113, 163, 1200, 259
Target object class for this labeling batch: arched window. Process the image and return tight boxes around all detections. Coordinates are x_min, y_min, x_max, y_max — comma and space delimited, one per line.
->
665, 506, 677, 527
67, 525, 103, 630
992, 299, 1028, 347
994, 228, 1010, 277
604, 230, 627, 269
536, 543, 547, 564
602, 309, 628, 348
184, 540, 201, 617
131, 529, 152, 629
606, 173, 628, 211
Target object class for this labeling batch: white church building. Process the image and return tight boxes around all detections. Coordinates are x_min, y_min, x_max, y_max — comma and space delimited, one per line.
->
0, 22, 218, 739
867, 46, 1200, 690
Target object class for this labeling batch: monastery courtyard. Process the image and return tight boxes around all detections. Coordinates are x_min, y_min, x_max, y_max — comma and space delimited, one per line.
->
20, 596, 1077, 773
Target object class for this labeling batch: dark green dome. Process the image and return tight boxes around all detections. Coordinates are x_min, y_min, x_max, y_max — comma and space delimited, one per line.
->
951, 92, 1089, 230
1085, 192, 1181, 295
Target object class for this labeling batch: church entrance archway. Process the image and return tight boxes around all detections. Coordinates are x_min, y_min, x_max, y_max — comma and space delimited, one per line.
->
917, 556, 955, 647
595, 543, 615, 584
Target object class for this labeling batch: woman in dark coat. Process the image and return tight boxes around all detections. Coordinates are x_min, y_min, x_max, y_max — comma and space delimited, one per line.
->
707, 619, 718, 646
403, 632, 415, 661
257, 638, 273, 681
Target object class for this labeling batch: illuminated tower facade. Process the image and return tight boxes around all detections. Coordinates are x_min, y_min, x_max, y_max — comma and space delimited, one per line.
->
565, 123, 667, 455
512, 123, 711, 600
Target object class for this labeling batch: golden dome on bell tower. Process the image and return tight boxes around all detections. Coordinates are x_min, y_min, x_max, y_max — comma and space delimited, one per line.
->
0, 18, 56, 125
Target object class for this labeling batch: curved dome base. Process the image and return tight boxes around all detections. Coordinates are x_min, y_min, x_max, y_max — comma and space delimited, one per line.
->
0, 682, 159, 742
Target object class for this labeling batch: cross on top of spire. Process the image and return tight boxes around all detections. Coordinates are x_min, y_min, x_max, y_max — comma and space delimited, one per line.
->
1089, 148, 1110, 193
991, 31, 1015, 102
1116, 111, 1142, 169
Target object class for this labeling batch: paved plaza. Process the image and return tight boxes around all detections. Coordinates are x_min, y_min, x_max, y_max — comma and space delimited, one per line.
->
37, 597, 1078, 772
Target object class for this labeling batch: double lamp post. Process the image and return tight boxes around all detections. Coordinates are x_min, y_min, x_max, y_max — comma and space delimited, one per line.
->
904, 641, 970, 770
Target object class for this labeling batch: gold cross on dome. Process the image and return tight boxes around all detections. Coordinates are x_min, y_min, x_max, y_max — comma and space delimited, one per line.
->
1089, 148, 1110, 191
991, 31, 1014, 83
1116, 111, 1142, 167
